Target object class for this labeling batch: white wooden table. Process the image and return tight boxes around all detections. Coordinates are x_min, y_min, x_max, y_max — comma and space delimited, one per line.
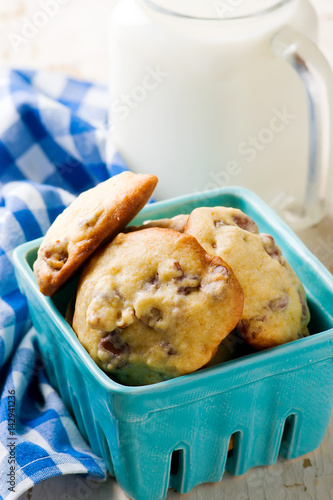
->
0, 0, 332, 499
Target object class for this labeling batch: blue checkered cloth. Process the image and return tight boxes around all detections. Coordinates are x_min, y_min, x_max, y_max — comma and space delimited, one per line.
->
0, 69, 132, 499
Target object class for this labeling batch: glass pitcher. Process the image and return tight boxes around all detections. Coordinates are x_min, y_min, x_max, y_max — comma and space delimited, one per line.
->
109, 0, 333, 229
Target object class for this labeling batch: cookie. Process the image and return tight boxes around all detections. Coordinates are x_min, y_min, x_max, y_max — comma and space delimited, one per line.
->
34, 172, 158, 296
126, 214, 188, 234
185, 207, 310, 350
72, 227, 244, 385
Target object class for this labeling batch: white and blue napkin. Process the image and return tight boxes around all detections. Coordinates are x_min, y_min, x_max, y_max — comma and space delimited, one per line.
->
0, 69, 131, 499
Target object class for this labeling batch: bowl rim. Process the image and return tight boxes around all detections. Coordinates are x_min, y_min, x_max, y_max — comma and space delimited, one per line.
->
13, 186, 333, 398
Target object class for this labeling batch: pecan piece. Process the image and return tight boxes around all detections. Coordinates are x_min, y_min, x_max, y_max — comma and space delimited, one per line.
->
211, 265, 229, 277
138, 307, 163, 328
42, 240, 69, 270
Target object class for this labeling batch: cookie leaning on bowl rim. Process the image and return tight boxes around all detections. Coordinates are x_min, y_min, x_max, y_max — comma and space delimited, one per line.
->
34, 172, 158, 296
184, 206, 311, 350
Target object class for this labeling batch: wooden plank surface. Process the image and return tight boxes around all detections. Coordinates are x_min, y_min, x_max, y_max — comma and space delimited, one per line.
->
1, 0, 331, 499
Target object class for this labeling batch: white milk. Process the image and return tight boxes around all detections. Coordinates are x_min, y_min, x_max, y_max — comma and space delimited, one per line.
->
109, 0, 333, 228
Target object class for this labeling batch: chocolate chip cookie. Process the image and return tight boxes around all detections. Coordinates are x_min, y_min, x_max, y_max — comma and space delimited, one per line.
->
34, 172, 158, 296
72, 227, 244, 385
185, 207, 310, 350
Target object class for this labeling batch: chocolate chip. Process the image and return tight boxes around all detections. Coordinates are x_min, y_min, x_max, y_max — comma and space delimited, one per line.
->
232, 214, 258, 234
99, 331, 130, 369
269, 292, 289, 311
212, 243, 217, 249
100, 337, 124, 357
214, 220, 225, 228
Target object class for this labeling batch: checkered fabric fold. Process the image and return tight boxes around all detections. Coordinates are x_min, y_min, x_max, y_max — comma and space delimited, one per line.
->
0, 69, 131, 499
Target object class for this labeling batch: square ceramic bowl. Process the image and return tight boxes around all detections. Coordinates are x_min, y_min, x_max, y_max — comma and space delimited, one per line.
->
13, 187, 333, 500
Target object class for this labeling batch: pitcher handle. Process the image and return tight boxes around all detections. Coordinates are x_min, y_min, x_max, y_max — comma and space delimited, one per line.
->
271, 27, 333, 229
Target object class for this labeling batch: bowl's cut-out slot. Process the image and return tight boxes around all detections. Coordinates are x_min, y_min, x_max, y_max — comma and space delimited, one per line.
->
170, 449, 182, 476
169, 448, 185, 492
225, 431, 242, 476
279, 414, 298, 458
227, 433, 236, 458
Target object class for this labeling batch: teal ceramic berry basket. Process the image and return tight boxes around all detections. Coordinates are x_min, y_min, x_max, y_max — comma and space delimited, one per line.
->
13, 187, 333, 500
